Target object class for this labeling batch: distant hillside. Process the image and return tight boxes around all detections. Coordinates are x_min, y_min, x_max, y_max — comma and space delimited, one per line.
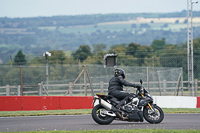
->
0, 10, 200, 63
1, 10, 199, 27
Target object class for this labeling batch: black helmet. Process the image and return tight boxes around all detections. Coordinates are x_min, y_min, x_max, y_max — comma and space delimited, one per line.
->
114, 68, 125, 79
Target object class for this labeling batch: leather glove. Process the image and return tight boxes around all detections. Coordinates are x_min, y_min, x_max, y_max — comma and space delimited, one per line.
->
135, 84, 141, 89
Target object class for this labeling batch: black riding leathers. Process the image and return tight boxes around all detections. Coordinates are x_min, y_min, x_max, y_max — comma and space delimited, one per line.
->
108, 76, 140, 107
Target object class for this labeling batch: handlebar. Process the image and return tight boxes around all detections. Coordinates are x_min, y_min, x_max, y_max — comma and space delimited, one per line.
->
136, 86, 144, 96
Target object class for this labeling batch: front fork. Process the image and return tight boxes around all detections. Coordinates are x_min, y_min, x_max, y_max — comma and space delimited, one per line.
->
141, 94, 155, 112
148, 103, 154, 110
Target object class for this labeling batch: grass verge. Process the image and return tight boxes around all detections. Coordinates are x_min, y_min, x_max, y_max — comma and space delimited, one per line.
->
0, 109, 92, 117
8, 129, 200, 133
162, 108, 200, 113
0, 108, 200, 117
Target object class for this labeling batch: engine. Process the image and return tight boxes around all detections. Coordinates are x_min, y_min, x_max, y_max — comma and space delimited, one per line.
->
123, 97, 139, 113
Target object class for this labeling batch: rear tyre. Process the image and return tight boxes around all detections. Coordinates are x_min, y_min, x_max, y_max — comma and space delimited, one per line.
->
92, 104, 114, 125
143, 105, 164, 124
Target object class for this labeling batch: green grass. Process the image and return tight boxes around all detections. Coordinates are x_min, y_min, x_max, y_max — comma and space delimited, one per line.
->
0, 109, 92, 117
162, 108, 200, 113
0, 108, 200, 117
5, 129, 200, 133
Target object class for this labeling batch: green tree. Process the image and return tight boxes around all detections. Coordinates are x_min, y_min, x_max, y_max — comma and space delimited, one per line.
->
92, 44, 106, 55
140, 23, 151, 28
72, 45, 92, 62
19, 36, 36, 46
84, 50, 106, 64
126, 42, 140, 57
135, 45, 154, 59
14, 50, 27, 65
159, 44, 184, 67
151, 38, 166, 51
192, 37, 200, 79
175, 20, 179, 24
48, 50, 66, 64
193, 37, 200, 56
131, 24, 137, 28
108, 43, 127, 54
126, 43, 154, 66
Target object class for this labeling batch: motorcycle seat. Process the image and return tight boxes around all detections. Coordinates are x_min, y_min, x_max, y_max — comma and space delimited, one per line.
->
100, 95, 114, 99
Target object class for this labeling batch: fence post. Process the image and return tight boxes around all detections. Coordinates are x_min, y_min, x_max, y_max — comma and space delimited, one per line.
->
90, 77, 94, 96
17, 85, 21, 96
6, 84, 10, 96
147, 67, 150, 92
100, 81, 104, 93
194, 79, 198, 96
157, 71, 162, 96
20, 65, 23, 96
38, 83, 42, 96
181, 68, 184, 96
163, 80, 166, 96
84, 67, 87, 96
69, 82, 73, 96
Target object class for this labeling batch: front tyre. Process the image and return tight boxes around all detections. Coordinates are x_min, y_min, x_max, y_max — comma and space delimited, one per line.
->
143, 105, 164, 124
92, 104, 114, 125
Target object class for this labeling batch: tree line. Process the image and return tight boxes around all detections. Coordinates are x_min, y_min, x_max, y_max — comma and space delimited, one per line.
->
1, 10, 200, 28
0, 37, 199, 86
13, 37, 200, 66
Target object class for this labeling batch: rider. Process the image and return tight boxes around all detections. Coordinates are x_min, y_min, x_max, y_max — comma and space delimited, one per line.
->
108, 68, 141, 110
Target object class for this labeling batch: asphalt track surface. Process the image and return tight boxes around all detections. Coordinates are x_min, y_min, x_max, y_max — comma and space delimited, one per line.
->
0, 114, 200, 132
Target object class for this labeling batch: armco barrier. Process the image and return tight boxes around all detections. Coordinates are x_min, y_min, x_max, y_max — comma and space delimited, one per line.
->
59, 96, 93, 110
22, 96, 60, 110
0, 96, 23, 111
153, 96, 197, 108
197, 97, 200, 108
0, 96, 93, 111
0, 96, 199, 111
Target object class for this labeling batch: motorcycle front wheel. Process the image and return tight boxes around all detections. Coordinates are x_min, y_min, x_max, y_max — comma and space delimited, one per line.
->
92, 104, 114, 125
143, 104, 164, 124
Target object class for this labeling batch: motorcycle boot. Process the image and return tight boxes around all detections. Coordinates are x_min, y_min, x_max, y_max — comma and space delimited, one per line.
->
116, 97, 134, 113
116, 99, 127, 111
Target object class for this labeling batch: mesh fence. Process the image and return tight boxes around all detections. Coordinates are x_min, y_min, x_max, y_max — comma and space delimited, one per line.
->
0, 64, 183, 96
90, 66, 183, 96
0, 55, 200, 96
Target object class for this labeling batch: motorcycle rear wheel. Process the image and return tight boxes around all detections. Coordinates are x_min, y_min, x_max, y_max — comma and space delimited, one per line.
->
143, 105, 164, 124
92, 104, 114, 125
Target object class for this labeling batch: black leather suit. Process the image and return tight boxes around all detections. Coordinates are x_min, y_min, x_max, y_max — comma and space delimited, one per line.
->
108, 76, 139, 105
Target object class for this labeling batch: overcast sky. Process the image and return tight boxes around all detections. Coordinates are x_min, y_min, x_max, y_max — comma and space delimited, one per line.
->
0, 0, 199, 18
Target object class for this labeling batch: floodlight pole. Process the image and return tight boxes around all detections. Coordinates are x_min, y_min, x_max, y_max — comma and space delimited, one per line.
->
187, 0, 198, 96
43, 52, 51, 92
45, 54, 49, 91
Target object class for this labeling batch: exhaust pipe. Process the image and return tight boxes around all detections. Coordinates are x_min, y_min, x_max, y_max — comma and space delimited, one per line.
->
116, 112, 128, 120
99, 98, 112, 110
99, 98, 123, 118
99, 98, 128, 119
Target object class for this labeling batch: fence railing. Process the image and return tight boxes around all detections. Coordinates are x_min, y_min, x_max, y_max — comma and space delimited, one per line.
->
0, 64, 198, 96
1, 79, 199, 96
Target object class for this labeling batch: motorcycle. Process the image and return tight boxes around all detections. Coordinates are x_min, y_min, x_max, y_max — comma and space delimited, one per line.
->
92, 79, 164, 125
